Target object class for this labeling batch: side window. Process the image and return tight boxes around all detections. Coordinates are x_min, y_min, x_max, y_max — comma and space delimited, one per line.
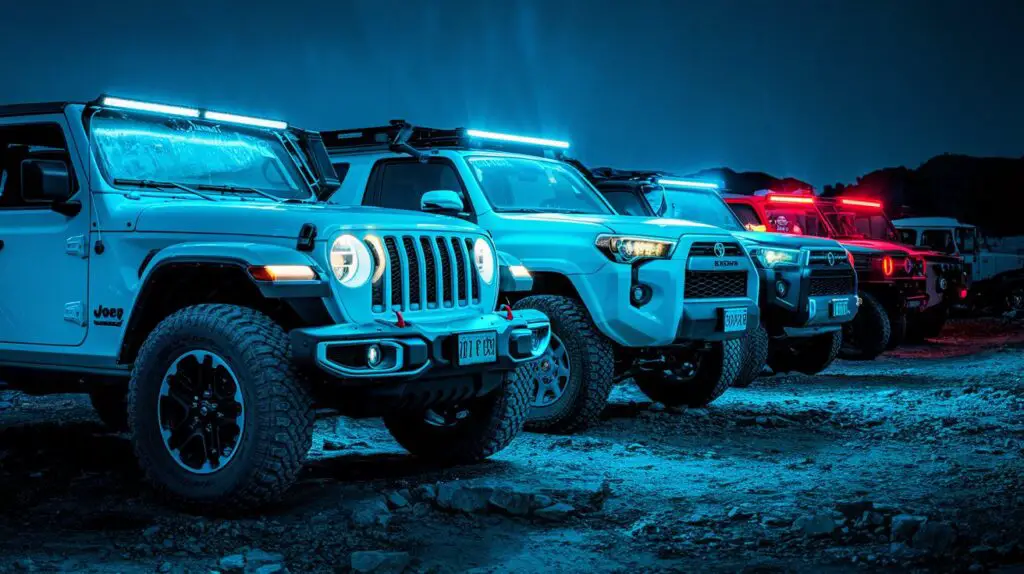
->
921, 230, 955, 254
0, 122, 76, 209
371, 160, 467, 213
729, 203, 762, 227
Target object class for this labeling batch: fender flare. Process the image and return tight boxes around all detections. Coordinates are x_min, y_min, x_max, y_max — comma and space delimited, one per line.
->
497, 250, 534, 293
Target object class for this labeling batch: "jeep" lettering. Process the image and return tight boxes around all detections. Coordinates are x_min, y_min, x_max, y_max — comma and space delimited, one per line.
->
93, 305, 125, 327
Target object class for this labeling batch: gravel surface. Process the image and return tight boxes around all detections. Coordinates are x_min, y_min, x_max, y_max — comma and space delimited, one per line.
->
1, 318, 1022, 573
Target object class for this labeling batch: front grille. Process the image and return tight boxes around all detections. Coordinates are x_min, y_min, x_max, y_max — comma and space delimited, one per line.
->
689, 241, 743, 257
370, 233, 482, 312
809, 275, 856, 296
685, 271, 747, 298
808, 249, 851, 269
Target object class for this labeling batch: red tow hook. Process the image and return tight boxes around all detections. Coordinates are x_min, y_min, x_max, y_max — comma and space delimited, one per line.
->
500, 304, 514, 320
394, 310, 408, 328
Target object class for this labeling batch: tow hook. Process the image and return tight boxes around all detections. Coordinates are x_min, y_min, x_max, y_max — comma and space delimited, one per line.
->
394, 310, 409, 328
500, 304, 514, 320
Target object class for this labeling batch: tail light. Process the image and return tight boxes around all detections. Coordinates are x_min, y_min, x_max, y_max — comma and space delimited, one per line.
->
959, 288, 968, 299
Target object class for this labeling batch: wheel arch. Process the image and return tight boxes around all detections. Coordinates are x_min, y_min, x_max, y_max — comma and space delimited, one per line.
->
118, 243, 334, 366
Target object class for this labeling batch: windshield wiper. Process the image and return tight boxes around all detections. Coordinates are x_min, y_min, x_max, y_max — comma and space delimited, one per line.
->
113, 179, 216, 202
194, 184, 284, 203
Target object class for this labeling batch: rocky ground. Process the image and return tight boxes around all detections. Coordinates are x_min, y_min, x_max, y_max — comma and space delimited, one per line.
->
1, 317, 1023, 573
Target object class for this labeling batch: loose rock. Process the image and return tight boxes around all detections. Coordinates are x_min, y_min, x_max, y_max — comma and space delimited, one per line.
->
534, 503, 575, 521
350, 551, 411, 574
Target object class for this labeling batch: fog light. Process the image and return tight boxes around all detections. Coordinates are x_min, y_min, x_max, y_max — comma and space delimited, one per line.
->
630, 284, 652, 306
775, 280, 788, 297
366, 344, 382, 368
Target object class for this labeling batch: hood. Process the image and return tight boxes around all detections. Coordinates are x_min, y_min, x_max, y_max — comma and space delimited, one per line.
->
917, 251, 962, 265
836, 238, 915, 256
496, 212, 731, 240
132, 200, 484, 239
732, 231, 844, 251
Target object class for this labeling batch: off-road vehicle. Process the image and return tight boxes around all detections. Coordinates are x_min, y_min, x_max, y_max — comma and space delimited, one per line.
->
725, 193, 928, 359
0, 97, 550, 511
895, 217, 1021, 315
322, 122, 760, 433
589, 169, 857, 386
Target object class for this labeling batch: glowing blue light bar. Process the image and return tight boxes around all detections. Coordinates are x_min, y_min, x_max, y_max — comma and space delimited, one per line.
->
656, 178, 720, 190
101, 97, 200, 118
203, 110, 288, 130
466, 129, 570, 149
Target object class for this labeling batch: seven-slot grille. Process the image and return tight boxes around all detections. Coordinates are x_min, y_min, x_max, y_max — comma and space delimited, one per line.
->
684, 241, 748, 298
366, 234, 483, 312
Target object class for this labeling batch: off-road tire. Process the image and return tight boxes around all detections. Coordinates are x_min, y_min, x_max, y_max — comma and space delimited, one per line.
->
128, 304, 314, 513
634, 338, 742, 407
770, 331, 843, 375
839, 291, 891, 361
89, 384, 129, 432
733, 322, 769, 388
885, 309, 908, 350
512, 295, 614, 434
383, 366, 531, 463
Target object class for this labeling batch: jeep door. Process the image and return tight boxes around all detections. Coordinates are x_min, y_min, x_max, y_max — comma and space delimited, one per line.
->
0, 117, 90, 345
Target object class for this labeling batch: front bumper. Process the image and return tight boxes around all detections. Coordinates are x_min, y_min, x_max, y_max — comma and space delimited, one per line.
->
758, 265, 858, 338
290, 309, 550, 385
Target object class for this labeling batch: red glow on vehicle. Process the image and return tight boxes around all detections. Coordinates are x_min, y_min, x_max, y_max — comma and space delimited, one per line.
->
882, 255, 895, 276
847, 251, 855, 266
959, 288, 969, 299
839, 198, 883, 209
768, 195, 815, 204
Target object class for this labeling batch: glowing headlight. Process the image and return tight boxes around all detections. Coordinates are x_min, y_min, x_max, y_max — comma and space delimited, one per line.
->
752, 247, 802, 268
330, 234, 371, 288
473, 238, 496, 284
596, 235, 676, 264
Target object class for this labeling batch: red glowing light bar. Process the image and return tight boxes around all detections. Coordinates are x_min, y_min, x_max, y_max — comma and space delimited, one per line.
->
839, 198, 883, 209
881, 255, 895, 276
768, 195, 816, 204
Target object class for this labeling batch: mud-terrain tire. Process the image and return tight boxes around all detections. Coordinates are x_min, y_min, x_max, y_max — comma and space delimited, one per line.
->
634, 338, 742, 407
839, 291, 890, 361
128, 304, 314, 513
769, 331, 842, 375
907, 306, 948, 342
885, 309, 908, 350
89, 384, 129, 432
733, 322, 769, 388
512, 295, 614, 434
383, 366, 531, 463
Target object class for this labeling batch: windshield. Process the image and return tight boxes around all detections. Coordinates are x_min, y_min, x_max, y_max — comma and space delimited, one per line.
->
602, 189, 655, 216
91, 110, 311, 200
922, 229, 957, 254
657, 188, 743, 231
466, 156, 612, 214
823, 208, 897, 241
764, 206, 830, 237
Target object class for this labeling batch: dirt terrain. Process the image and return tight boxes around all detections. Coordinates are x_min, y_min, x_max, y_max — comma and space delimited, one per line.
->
1, 318, 1023, 573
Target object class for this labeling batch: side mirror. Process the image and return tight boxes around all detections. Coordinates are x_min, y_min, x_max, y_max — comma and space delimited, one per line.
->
21, 159, 72, 202
420, 190, 464, 214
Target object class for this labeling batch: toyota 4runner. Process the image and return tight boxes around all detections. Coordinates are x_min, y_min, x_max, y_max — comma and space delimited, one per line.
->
322, 122, 760, 433
725, 193, 929, 359
588, 169, 858, 386
0, 97, 550, 511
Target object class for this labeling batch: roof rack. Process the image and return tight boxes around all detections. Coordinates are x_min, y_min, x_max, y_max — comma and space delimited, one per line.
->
321, 121, 570, 160
588, 167, 721, 191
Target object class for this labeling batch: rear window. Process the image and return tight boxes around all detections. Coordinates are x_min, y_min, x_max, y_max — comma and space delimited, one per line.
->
765, 207, 830, 237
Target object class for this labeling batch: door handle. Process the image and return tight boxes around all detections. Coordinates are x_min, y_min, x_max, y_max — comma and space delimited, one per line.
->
0, 239, 4, 251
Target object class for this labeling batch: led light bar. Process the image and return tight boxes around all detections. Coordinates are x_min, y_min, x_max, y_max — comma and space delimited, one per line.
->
204, 110, 288, 130
465, 129, 569, 149
656, 178, 720, 190
101, 96, 200, 118
839, 198, 883, 209
768, 194, 816, 204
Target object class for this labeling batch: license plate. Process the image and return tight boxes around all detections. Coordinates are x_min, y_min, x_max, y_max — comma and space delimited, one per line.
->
830, 298, 850, 318
722, 308, 747, 333
457, 332, 497, 366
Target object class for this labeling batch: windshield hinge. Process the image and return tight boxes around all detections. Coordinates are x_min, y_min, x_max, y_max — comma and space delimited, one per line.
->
276, 132, 320, 197
297, 223, 317, 252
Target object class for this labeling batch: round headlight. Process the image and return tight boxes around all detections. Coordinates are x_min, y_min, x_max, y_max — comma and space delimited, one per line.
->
473, 238, 496, 284
330, 234, 371, 288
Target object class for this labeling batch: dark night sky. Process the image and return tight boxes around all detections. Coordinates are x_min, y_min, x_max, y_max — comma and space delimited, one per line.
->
1, 0, 1021, 186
